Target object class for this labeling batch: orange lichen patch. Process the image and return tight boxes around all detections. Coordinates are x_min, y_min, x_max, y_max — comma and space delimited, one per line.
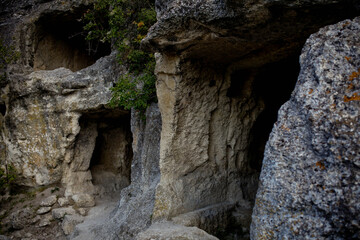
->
326, 90, 331, 94
347, 83, 354, 90
281, 125, 290, 131
342, 22, 350, 27
344, 93, 360, 102
345, 56, 351, 61
308, 88, 313, 94
349, 69, 360, 81
337, 155, 341, 160
137, 21, 145, 28
316, 161, 326, 170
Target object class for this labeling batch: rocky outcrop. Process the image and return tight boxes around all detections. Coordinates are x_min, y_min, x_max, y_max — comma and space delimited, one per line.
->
145, 0, 359, 66
143, 0, 359, 237
1, 0, 359, 239
3, 53, 132, 197
251, 17, 360, 239
141, 0, 360, 239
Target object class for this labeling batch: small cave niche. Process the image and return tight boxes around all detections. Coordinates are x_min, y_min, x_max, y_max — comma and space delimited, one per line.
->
78, 110, 132, 199
215, 55, 299, 239
247, 55, 300, 173
33, 9, 110, 71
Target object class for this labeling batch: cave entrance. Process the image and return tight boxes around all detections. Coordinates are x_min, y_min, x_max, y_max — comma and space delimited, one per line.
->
34, 9, 110, 71
214, 55, 300, 239
78, 110, 132, 199
245, 55, 300, 174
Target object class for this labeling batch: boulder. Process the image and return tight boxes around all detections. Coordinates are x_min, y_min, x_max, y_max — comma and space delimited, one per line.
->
36, 207, 52, 215
71, 194, 95, 208
52, 207, 76, 220
38, 214, 53, 227
40, 195, 57, 207
251, 17, 360, 239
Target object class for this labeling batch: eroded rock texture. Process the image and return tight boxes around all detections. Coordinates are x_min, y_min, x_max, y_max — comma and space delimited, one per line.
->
4, 53, 133, 196
71, 103, 162, 240
0, 0, 129, 196
251, 17, 360, 239
142, 0, 360, 239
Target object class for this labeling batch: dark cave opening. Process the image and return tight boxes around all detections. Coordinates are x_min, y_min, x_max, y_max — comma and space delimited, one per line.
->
228, 54, 300, 176
34, 9, 111, 71
0, 103, 6, 116
217, 55, 300, 239
247, 55, 300, 172
78, 110, 133, 198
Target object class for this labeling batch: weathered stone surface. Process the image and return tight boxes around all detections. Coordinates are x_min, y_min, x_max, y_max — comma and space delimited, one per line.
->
40, 195, 57, 207
37, 207, 52, 215
52, 207, 76, 220
150, 48, 264, 237
9, 208, 33, 230
0, 0, 123, 198
141, 1, 360, 239
146, 0, 360, 66
71, 194, 95, 208
4, 53, 123, 188
62, 214, 84, 235
71, 103, 162, 240
136, 222, 219, 240
38, 214, 53, 227
0, 235, 9, 240
77, 208, 88, 216
58, 197, 69, 207
251, 17, 360, 239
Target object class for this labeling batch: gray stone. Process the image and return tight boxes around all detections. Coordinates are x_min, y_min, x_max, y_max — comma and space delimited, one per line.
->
145, 0, 359, 67
9, 208, 33, 230
0, 235, 9, 240
71, 194, 95, 208
136, 221, 219, 240
251, 17, 360, 239
36, 207, 52, 215
40, 195, 57, 207
31, 215, 41, 224
38, 214, 53, 227
77, 208, 88, 216
62, 214, 84, 235
58, 197, 69, 207
52, 207, 76, 220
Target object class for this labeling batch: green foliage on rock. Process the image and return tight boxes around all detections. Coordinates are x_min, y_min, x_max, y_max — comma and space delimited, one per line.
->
0, 164, 17, 195
83, 0, 157, 114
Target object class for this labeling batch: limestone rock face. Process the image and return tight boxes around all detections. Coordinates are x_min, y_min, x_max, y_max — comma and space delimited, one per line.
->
4, 54, 126, 189
251, 17, 360, 239
70, 103, 162, 239
144, 0, 360, 239
145, 0, 359, 66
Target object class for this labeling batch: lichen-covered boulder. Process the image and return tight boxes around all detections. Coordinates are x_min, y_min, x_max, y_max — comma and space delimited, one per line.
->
251, 17, 360, 239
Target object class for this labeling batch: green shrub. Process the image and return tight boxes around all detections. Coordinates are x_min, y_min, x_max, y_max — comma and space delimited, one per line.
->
0, 164, 17, 195
83, 0, 157, 115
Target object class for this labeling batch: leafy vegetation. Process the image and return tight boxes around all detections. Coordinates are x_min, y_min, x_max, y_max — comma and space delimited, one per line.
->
0, 164, 17, 195
83, 0, 157, 115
